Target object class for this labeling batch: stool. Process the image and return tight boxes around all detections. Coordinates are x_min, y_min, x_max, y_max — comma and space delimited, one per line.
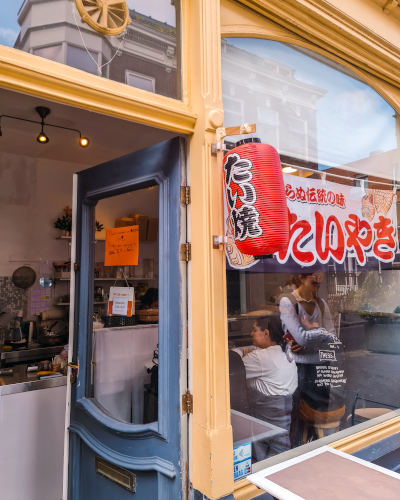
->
302, 419, 340, 443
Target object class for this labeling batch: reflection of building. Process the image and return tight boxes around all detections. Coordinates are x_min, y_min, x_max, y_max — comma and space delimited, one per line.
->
221, 40, 326, 164
15, 0, 178, 98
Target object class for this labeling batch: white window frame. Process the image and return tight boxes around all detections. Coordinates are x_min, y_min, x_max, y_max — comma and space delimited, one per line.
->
125, 70, 155, 93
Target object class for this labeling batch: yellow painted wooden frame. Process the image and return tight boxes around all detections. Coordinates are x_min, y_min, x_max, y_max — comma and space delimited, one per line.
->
2, 1, 400, 500
0, 1, 195, 134
199, 1, 400, 499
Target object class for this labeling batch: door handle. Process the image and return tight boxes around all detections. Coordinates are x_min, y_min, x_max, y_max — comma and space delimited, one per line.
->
68, 362, 78, 384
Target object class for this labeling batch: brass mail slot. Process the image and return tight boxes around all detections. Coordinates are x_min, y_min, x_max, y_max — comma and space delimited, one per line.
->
95, 456, 136, 493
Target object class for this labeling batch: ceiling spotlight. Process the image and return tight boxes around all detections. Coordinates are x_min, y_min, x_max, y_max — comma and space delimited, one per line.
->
80, 137, 90, 148
37, 130, 49, 144
36, 106, 51, 145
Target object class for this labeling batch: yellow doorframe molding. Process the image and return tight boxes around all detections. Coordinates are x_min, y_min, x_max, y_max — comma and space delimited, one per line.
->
217, 2, 400, 499
0, 0, 195, 135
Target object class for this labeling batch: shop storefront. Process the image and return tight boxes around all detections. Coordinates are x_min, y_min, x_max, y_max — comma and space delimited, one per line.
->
1, 1, 400, 500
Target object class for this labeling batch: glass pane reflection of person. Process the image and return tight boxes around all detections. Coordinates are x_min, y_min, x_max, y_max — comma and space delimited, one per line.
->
279, 273, 346, 445
233, 315, 298, 461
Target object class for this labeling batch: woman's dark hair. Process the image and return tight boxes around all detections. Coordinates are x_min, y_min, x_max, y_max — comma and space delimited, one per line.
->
293, 273, 314, 288
255, 314, 286, 352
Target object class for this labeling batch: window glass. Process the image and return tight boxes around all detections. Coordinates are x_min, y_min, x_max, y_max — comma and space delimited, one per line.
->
91, 186, 159, 424
126, 72, 155, 92
222, 38, 400, 480
33, 44, 63, 63
67, 46, 98, 75
0, 0, 181, 99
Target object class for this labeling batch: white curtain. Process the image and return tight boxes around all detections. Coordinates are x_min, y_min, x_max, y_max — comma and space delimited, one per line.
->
93, 325, 158, 424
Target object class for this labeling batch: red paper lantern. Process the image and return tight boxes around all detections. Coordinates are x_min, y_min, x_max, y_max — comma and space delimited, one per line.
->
223, 138, 289, 256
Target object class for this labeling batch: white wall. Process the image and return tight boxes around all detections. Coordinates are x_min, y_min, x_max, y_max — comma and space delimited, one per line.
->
0, 151, 83, 277
0, 151, 159, 320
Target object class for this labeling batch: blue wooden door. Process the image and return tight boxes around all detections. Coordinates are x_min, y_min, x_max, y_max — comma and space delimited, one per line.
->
67, 137, 186, 500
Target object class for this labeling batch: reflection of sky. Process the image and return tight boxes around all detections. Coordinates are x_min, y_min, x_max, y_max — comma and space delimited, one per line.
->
127, 0, 176, 26
0, 2, 21, 47
0, 0, 176, 48
227, 38, 397, 168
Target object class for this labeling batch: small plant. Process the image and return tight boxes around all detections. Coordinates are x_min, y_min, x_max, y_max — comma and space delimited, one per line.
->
95, 221, 104, 232
54, 215, 72, 232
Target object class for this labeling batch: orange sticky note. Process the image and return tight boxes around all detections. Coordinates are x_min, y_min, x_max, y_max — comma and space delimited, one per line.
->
104, 226, 139, 266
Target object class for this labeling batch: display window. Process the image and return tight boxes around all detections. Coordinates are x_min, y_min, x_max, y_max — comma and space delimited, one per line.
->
0, 0, 181, 99
222, 38, 400, 480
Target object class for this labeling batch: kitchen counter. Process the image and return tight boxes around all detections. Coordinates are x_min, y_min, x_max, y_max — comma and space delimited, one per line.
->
1, 344, 64, 366
0, 363, 67, 395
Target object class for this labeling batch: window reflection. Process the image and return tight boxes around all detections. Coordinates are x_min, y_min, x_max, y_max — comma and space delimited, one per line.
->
222, 38, 398, 179
0, 0, 181, 99
223, 38, 400, 480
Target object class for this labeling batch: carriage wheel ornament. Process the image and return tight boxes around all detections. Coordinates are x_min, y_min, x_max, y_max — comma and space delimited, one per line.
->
76, 0, 132, 36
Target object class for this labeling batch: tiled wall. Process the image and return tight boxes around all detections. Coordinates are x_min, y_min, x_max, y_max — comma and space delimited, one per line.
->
0, 276, 28, 342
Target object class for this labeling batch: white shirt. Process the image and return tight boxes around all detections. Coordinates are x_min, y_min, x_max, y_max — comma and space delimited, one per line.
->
233, 345, 298, 396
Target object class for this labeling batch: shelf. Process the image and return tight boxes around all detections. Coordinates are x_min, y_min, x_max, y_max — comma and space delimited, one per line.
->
56, 277, 157, 281
57, 302, 105, 306
56, 236, 105, 241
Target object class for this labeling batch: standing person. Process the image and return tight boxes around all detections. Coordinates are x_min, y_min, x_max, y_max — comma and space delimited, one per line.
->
233, 315, 298, 460
279, 273, 346, 445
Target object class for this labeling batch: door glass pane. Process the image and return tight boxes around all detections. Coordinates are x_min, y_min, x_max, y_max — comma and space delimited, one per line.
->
0, 0, 181, 100
91, 186, 159, 424
222, 38, 400, 478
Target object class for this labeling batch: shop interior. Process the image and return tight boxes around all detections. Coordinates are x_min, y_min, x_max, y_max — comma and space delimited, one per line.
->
0, 87, 175, 500
226, 170, 400, 469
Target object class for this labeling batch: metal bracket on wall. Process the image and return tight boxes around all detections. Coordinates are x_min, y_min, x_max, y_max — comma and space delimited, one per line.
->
182, 390, 193, 414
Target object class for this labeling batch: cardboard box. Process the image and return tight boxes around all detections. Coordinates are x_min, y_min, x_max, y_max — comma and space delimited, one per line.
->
147, 217, 159, 242
54, 271, 71, 279
128, 214, 148, 241
115, 218, 135, 228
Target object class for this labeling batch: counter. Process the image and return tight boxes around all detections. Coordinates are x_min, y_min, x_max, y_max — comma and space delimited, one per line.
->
0, 363, 67, 394
1, 344, 64, 367
0, 363, 67, 500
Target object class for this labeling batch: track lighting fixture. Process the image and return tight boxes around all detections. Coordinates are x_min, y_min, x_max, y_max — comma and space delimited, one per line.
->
0, 106, 90, 148
79, 137, 90, 148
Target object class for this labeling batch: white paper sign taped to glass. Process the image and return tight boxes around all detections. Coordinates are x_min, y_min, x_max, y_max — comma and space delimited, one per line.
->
108, 287, 134, 317
225, 173, 398, 269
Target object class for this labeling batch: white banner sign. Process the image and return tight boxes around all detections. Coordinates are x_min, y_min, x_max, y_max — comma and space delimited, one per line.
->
226, 173, 398, 269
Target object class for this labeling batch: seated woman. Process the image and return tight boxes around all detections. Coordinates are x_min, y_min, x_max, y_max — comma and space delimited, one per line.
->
233, 315, 298, 460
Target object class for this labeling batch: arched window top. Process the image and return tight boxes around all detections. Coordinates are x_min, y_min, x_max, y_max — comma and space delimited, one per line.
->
222, 38, 398, 182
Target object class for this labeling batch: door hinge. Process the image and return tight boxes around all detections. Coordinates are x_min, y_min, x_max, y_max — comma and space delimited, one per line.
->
180, 186, 191, 205
180, 243, 191, 262
182, 390, 193, 414
74, 262, 80, 272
